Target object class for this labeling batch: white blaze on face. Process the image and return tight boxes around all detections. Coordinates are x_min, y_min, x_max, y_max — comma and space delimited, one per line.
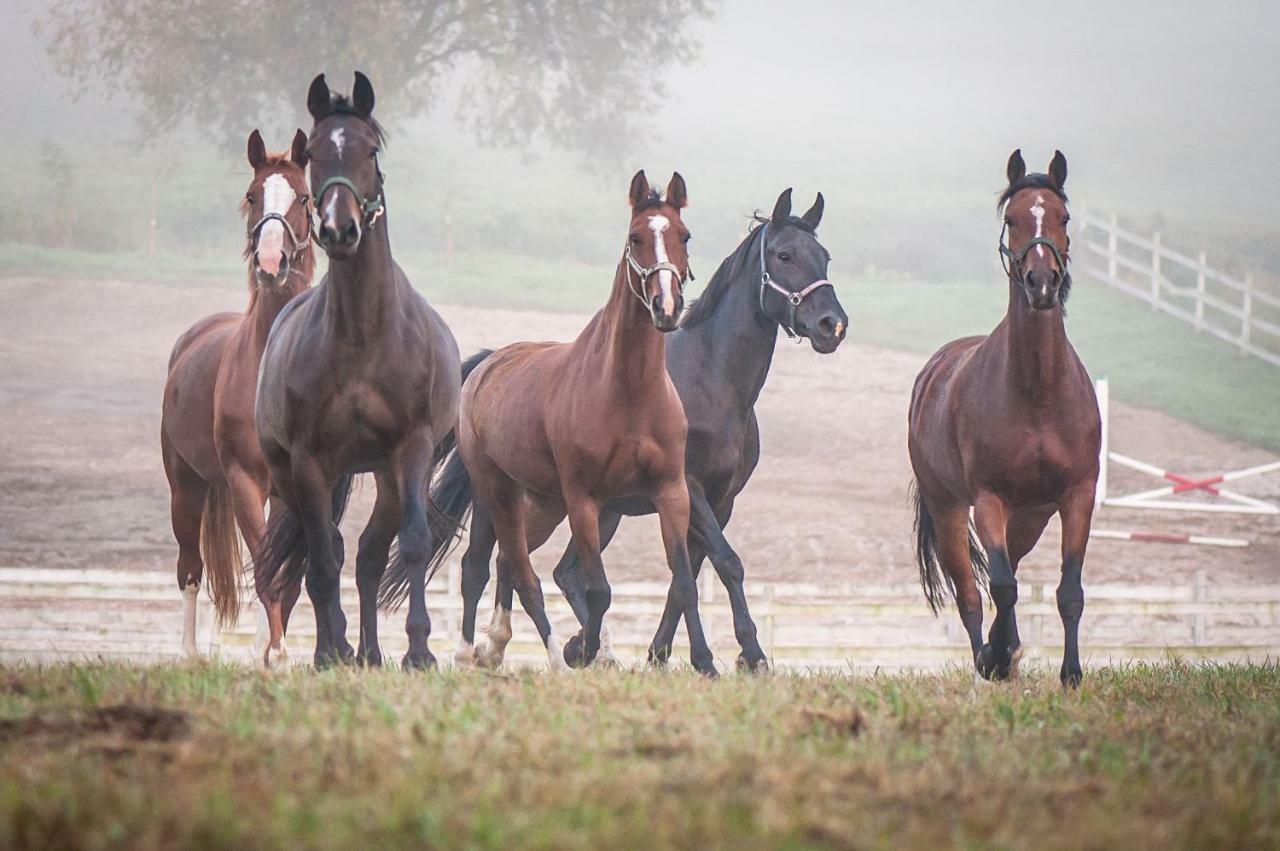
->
1031, 194, 1046, 259
256, 173, 293, 277
648, 214, 675, 314
330, 127, 346, 161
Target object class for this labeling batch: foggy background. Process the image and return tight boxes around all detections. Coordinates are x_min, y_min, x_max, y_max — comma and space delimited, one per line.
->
3, 0, 1278, 285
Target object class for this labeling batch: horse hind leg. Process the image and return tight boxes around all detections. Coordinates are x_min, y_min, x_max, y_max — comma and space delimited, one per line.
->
164, 443, 209, 660
921, 498, 988, 667
354, 473, 401, 668
973, 492, 1021, 681
456, 504, 497, 668
1002, 507, 1056, 678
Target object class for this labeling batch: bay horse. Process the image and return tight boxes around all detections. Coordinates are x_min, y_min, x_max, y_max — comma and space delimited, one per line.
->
382, 171, 708, 674
908, 149, 1100, 687
510, 189, 846, 672
160, 129, 313, 664
255, 72, 461, 669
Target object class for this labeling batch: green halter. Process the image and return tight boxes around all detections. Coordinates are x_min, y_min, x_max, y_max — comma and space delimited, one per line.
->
312, 174, 384, 227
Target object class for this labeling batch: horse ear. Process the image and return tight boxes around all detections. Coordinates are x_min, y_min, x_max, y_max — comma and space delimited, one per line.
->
246, 129, 267, 169
307, 74, 331, 122
771, 188, 793, 223
666, 172, 688, 209
628, 170, 651, 209
290, 129, 309, 167
1006, 148, 1026, 184
1049, 149, 1068, 189
800, 192, 824, 229
352, 71, 375, 117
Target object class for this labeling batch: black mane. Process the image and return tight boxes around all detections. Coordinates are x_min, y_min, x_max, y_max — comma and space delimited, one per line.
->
681, 213, 818, 328
634, 189, 666, 212
997, 173, 1066, 213
322, 93, 387, 147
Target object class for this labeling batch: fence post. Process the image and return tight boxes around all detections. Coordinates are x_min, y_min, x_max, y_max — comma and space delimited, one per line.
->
1150, 231, 1162, 308
1192, 569, 1206, 647
1242, 275, 1253, 352
1107, 213, 1118, 281
1195, 250, 1207, 332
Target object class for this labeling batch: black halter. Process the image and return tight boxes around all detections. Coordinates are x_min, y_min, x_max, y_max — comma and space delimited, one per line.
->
756, 223, 834, 341
248, 205, 309, 263
999, 220, 1071, 293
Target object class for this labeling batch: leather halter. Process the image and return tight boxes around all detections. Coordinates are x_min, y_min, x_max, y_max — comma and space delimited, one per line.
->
756, 222, 834, 341
999, 220, 1072, 294
248, 203, 309, 264
624, 242, 693, 307
311, 154, 386, 241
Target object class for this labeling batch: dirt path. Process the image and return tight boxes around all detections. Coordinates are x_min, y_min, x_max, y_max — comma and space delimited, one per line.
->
0, 275, 1276, 596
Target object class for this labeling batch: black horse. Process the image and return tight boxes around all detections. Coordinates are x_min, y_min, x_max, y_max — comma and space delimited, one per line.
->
382, 189, 846, 671
255, 72, 460, 669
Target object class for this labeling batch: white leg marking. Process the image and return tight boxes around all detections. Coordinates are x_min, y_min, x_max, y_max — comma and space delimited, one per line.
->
475, 607, 513, 668
648, 214, 675, 314
595, 623, 620, 668
181, 581, 200, 658
253, 603, 269, 662
1031, 194, 1046, 259
545, 626, 571, 673
454, 638, 477, 669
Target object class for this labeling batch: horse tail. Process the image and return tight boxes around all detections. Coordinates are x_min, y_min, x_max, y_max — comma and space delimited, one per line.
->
253, 474, 356, 601
199, 485, 243, 629
911, 480, 989, 614
378, 349, 493, 610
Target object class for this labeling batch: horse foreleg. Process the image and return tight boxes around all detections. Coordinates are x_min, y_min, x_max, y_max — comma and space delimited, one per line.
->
563, 496, 610, 669
973, 492, 1018, 680
163, 440, 208, 660
395, 439, 440, 670
293, 457, 351, 668
690, 490, 766, 672
355, 473, 401, 668
457, 504, 497, 667
552, 507, 623, 630
654, 482, 716, 677
1057, 488, 1095, 688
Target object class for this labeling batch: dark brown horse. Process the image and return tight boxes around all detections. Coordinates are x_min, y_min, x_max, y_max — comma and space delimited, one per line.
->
908, 149, 1100, 686
255, 73, 460, 669
383, 171, 710, 674
161, 129, 313, 664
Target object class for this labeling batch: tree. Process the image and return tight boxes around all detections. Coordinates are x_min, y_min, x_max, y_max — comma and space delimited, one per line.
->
37, 0, 714, 158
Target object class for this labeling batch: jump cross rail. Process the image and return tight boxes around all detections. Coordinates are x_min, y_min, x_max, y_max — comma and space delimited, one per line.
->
1095, 378, 1280, 516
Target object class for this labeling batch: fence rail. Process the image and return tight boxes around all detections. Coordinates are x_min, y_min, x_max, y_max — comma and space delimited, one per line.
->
1075, 206, 1280, 367
2, 567, 1277, 671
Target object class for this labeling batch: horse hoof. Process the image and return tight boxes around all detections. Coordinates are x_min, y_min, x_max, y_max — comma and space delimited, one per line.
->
356, 650, 383, 669
976, 644, 1014, 681
453, 642, 478, 669
592, 651, 622, 670
736, 653, 769, 674
402, 652, 437, 672
694, 660, 720, 679
1060, 663, 1083, 689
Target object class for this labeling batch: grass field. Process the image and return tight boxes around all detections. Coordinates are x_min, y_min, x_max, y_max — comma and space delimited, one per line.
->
0, 662, 1276, 849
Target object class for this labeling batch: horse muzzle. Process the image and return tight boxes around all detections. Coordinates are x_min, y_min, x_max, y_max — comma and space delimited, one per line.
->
649, 292, 684, 333
253, 249, 291, 288
317, 215, 361, 259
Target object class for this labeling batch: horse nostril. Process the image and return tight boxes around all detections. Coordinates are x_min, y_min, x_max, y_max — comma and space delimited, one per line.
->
818, 316, 838, 338
343, 221, 359, 243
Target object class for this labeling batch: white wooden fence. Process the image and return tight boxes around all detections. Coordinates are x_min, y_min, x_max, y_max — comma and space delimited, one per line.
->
1075, 205, 1280, 367
2, 566, 1277, 672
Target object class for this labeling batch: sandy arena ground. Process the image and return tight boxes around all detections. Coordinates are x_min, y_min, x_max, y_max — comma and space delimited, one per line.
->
1, 275, 1277, 600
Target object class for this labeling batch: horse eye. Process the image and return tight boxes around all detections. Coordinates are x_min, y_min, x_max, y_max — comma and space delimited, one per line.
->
682, 234, 691, 245
629, 234, 642, 245
1062, 215, 1070, 226
778, 251, 791, 263
246, 193, 255, 204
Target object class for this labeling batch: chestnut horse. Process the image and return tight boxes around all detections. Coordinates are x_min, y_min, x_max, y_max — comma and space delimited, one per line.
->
383, 171, 709, 674
160, 129, 313, 664
499, 189, 847, 672
908, 149, 1100, 687
255, 73, 460, 669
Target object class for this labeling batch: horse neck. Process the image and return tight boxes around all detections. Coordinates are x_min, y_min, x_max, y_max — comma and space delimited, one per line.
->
323, 215, 399, 342
587, 259, 670, 391
244, 245, 315, 351
997, 279, 1071, 399
680, 262, 779, 411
